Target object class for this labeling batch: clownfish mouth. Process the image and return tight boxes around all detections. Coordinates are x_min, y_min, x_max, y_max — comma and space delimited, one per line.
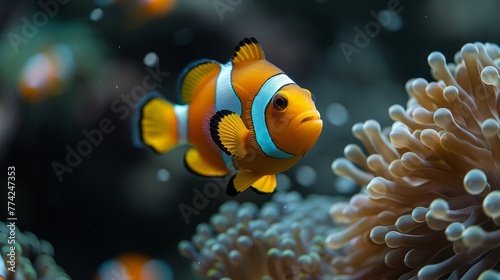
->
291, 110, 322, 133
301, 113, 320, 123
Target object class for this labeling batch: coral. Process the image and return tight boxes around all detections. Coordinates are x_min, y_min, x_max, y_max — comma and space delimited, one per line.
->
329, 42, 500, 279
0, 221, 70, 279
178, 191, 340, 280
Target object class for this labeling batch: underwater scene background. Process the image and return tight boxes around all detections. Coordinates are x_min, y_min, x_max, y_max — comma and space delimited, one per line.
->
1, 0, 500, 279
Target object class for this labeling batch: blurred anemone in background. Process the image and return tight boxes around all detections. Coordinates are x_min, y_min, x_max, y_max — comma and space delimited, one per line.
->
0, 221, 69, 279
178, 191, 341, 279
329, 42, 500, 279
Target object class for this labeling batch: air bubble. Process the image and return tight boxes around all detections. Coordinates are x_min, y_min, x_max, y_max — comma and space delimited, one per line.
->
326, 103, 349, 126
295, 165, 317, 187
143, 52, 159, 67
157, 169, 170, 182
89, 8, 103, 22
276, 173, 291, 191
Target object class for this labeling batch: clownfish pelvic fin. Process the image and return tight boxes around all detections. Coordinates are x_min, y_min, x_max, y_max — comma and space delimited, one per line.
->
184, 148, 229, 177
209, 110, 249, 159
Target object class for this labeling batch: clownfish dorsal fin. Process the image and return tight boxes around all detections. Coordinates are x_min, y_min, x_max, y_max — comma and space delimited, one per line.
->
209, 110, 249, 159
231, 37, 265, 65
177, 59, 220, 104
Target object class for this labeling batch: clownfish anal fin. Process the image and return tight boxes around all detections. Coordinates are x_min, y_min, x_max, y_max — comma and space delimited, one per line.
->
226, 171, 261, 196
226, 174, 239, 197
251, 174, 277, 194
231, 37, 265, 65
184, 148, 229, 177
209, 110, 249, 159
177, 59, 220, 104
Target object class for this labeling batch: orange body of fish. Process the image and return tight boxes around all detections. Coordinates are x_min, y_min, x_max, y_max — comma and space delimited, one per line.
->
133, 38, 322, 196
94, 254, 172, 280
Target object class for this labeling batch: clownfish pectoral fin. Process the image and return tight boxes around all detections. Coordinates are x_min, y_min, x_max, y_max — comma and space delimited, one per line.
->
209, 110, 249, 159
226, 171, 261, 196
251, 174, 277, 194
231, 37, 265, 65
184, 148, 229, 177
132, 93, 178, 154
176, 59, 220, 104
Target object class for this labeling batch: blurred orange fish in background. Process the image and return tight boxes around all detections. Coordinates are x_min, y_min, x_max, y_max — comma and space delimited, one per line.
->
134, 0, 176, 18
95, 253, 173, 280
18, 44, 74, 103
94, 0, 177, 28
0, 21, 108, 107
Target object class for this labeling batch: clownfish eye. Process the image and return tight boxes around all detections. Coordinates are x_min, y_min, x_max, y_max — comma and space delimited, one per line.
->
272, 93, 288, 111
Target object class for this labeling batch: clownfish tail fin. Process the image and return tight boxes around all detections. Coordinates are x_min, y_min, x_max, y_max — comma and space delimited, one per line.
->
132, 92, 188, 154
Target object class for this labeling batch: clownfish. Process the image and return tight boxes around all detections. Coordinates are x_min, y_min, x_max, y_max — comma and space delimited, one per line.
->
18, 44, 74, 103
133, 38, 322, 196
94, 0, 176, 28
126, 0, 176, 28
95, 253, 173, 280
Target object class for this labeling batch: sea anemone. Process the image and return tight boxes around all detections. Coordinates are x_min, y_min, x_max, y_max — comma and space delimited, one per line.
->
329, 42, 500, 279
178, 191, 339, 279
0, 221, 69, 279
